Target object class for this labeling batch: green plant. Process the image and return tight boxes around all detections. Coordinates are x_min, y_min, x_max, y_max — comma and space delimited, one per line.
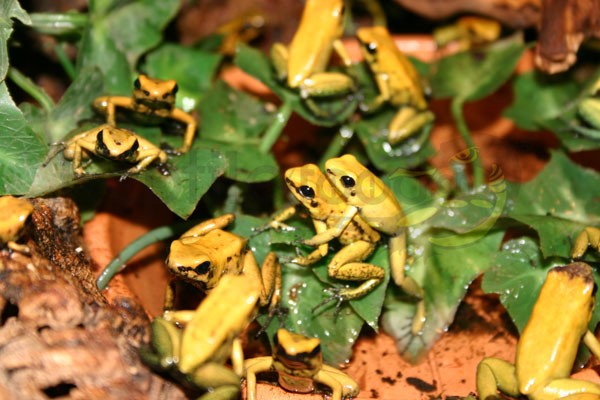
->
2, 0, 599, 370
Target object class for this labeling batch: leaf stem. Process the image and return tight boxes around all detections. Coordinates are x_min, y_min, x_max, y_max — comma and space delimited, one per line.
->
7, 68, 54, 112
319, 125, 353, 167
54, 43, 76, 80
450, 98, 484, 188
259, 100, 293, 154
29, 12, 88, 37
96, 220, 197, 290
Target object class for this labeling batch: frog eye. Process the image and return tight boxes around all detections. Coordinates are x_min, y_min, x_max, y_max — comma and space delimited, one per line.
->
340, 176, 355, 188
134, 78, 141, 90
194, 261, 211, 276
297, 185, 315, 199
366, 42, 377, 55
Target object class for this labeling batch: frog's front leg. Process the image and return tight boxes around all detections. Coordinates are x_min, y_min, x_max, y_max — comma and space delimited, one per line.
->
241, 250, 282, 314
302, 206, 358, 247
289, 219, 330, 266
388, 107, 435, 145
476, 357, 520, 400
571, 226, 600, 259
126, 148, 168, 175
93, 96, 132, 126
327, 240, 384, 301
270, 43, 289, 81
244, 356, 275, 400
169, 108, 198, 154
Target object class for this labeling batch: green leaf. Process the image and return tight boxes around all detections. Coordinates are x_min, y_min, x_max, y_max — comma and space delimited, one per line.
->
543, 116, 600, 152
0, 82, 47, 194
482, 237, 600, 365
234, 44, 358, 126
143, 43, 223, 111
78, 0, 180, 93
0, 0, 31, 82
378, 173, 505, 362
353, 111, 434, 172
504, 71, 580, 131
382, 227, 504, 363
198, 81, 279, 182
504, 150, 600, 260
26, 67, 104, 143
483, 237, 600, 335
430, 35, 525, 102
27, 125, 227, 219
232, 215, 365, 366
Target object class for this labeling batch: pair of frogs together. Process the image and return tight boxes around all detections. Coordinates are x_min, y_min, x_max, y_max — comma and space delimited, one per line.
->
275, 0, 434, 145
57, 74, 196, 179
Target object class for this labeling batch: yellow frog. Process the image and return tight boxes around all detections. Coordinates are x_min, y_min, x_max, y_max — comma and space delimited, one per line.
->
62, 124, 168, 178
265, 163, 384, 309
323, 154, 425, 335
477, 262, 600, 399
216, 11, 266, 56
356, 26, 434, 145
245, 328, 360, 400
165, 213, 282, 315
93, 75, 197, 153
575, 76, 600, 139
270, 0, 356, 117
571, 226, 600, 259
0, 196, 33, 254
433, 16, 502, 52
140, 275, 258, 400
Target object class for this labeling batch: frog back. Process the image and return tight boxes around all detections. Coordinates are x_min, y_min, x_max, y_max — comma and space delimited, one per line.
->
516, 263, 595, 394
325, 155, 405, 236
356, 26, 427, 109
287, 0, 344, 87
178, 275, 259, 373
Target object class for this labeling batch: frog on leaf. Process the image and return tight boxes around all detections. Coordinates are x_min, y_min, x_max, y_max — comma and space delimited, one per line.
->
93, 75, 197, 153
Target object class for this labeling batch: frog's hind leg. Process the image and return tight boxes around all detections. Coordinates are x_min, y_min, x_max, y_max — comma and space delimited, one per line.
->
327, 240, 384, 301
538, 378, 600, 400
476, 357, 520, 400
387, 107, 434, 145
389, 233, 425, 335
571, 226, 600, 259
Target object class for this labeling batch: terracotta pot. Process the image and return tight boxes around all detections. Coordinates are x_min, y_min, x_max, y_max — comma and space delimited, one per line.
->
84, 37, 600, 399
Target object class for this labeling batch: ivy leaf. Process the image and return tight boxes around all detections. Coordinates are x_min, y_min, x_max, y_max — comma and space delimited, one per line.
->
143, 43, 223, 111
482, 237, 600, 364
0, 82, 47, 194
27, 125, 227, 219
198, 80, 279, 182
504, 70, 580, 131
24, 66, 104, 143
382, 227, 504, 363
542, 116, 600, 152
430, 35, 525, 102
234, 44, 358, 126
353, 110, 434, 172
231, 215, 365, 366
77, 0, 180, 93
504, 150, 600, 261
0, 0, 31, 82
379, 173, 505, 362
